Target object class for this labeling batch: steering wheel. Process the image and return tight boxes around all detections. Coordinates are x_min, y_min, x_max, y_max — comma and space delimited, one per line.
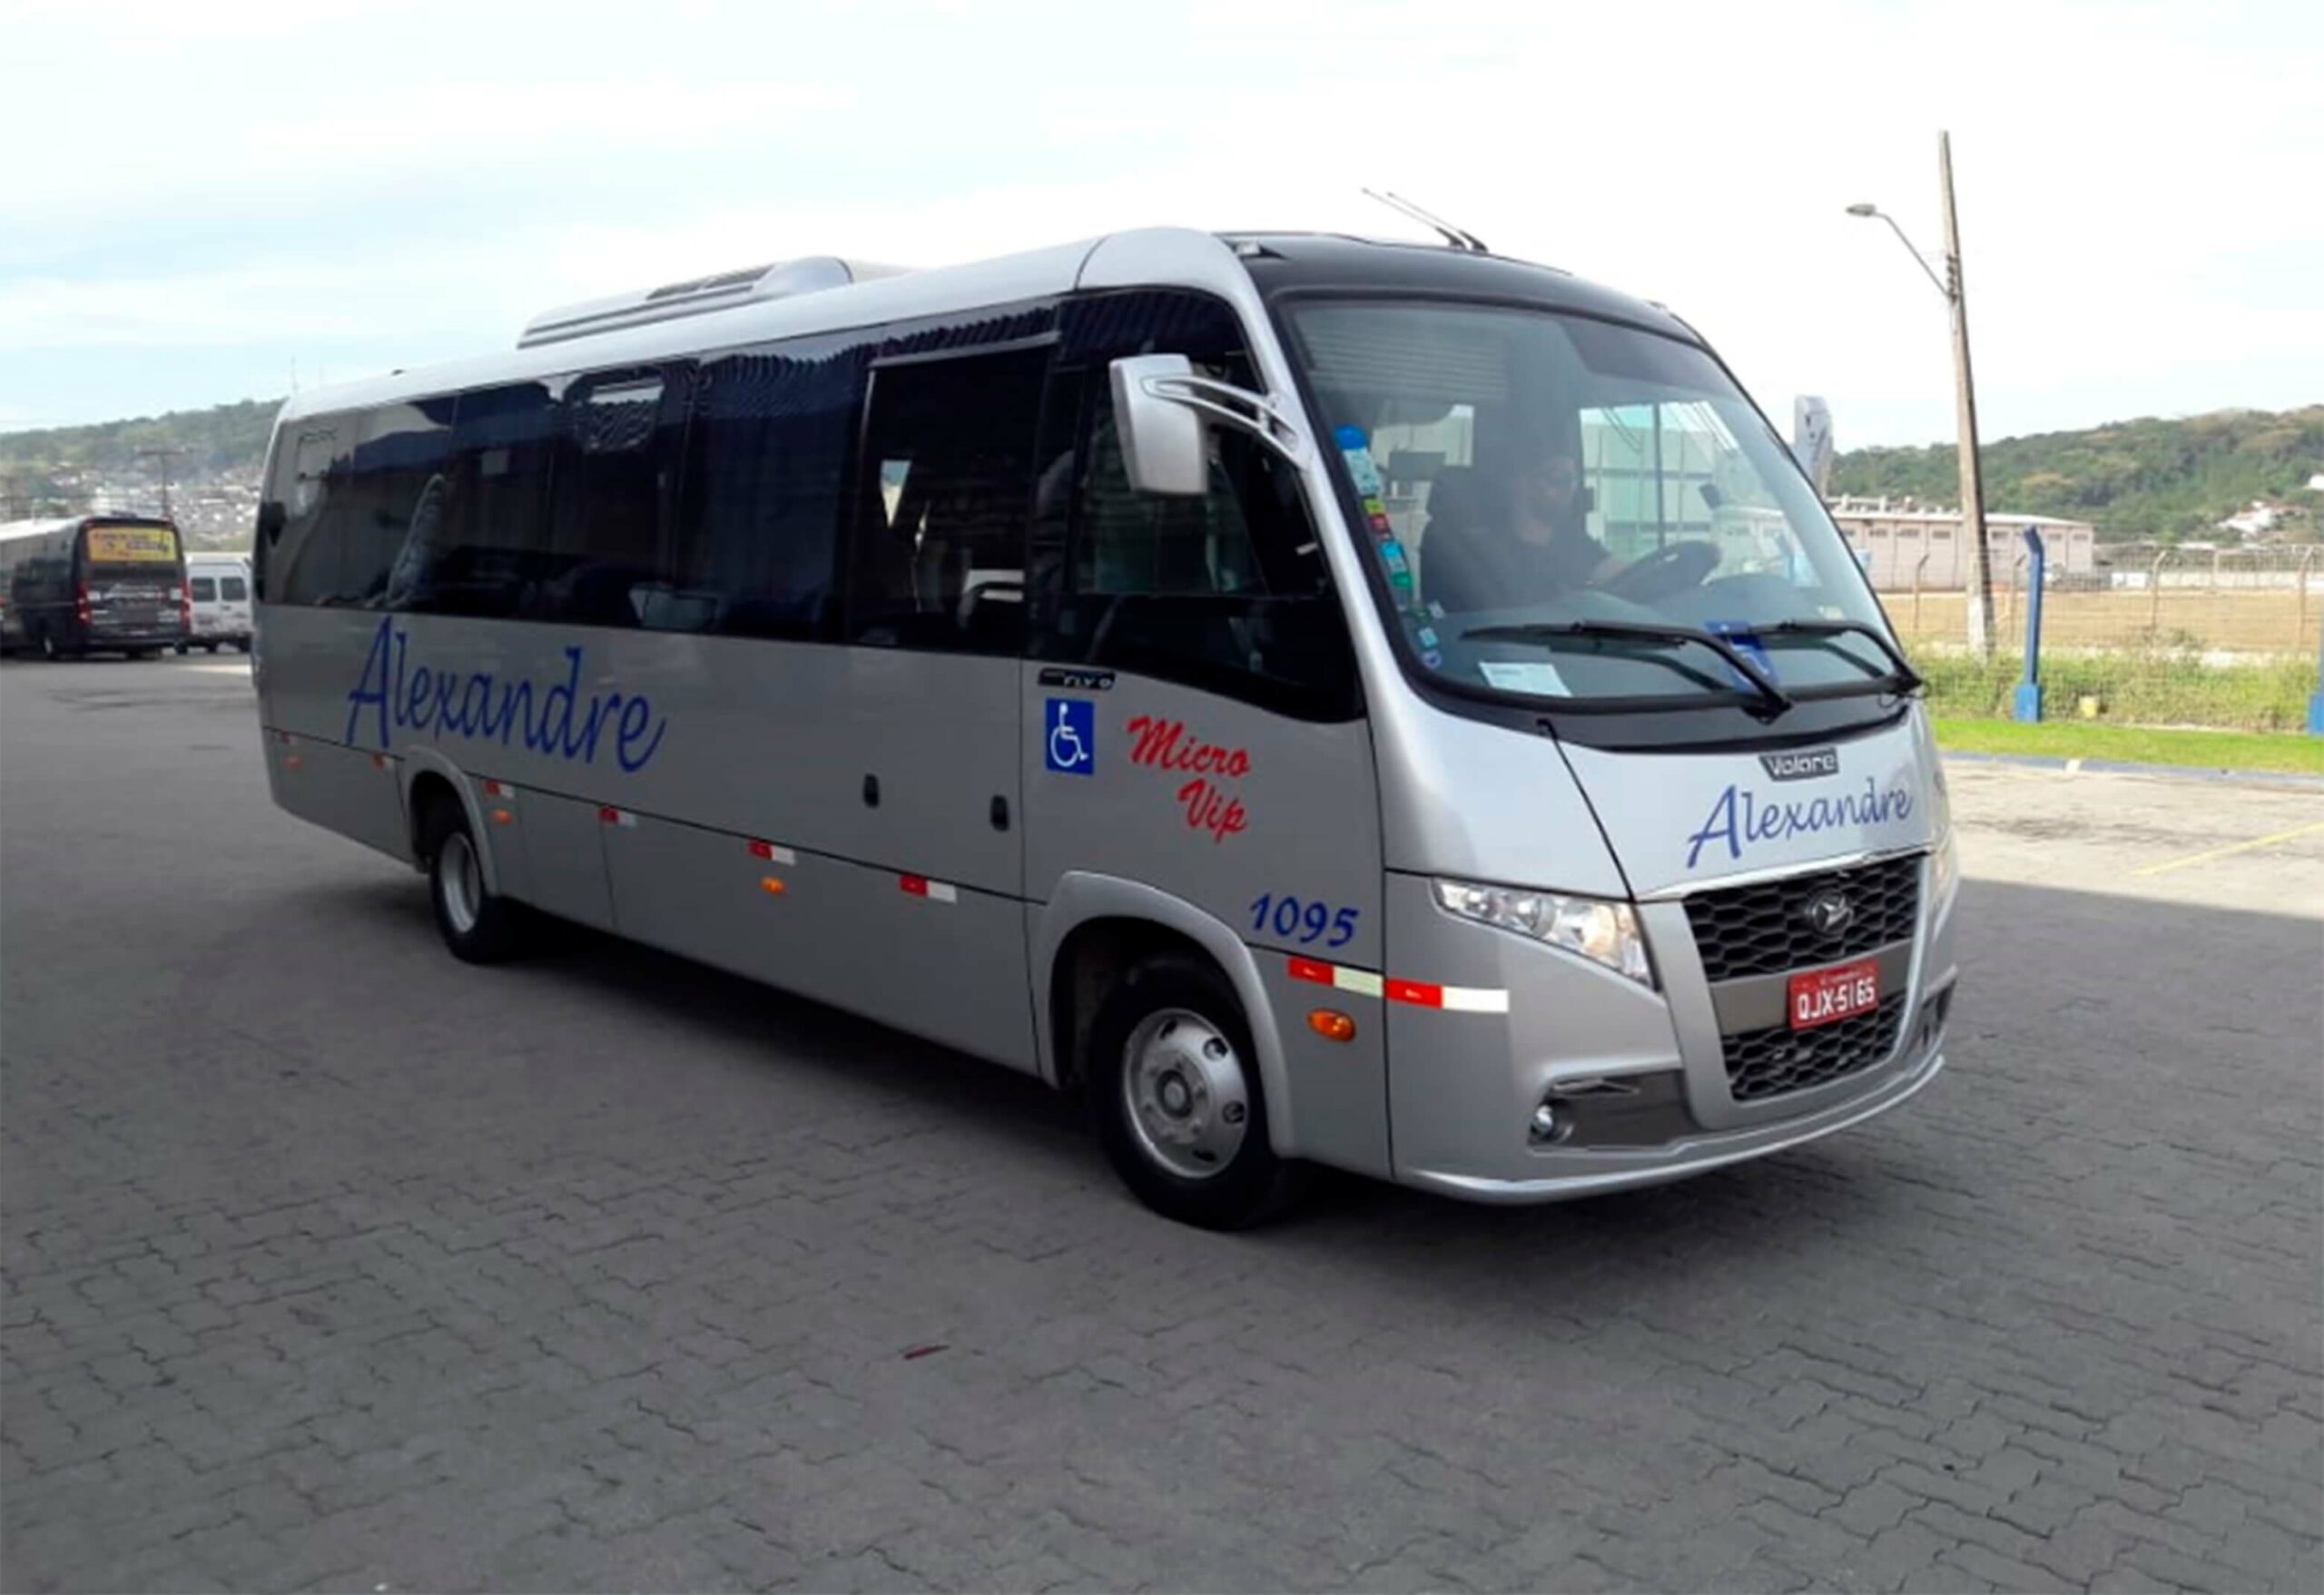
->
1604, 539, 1721, 603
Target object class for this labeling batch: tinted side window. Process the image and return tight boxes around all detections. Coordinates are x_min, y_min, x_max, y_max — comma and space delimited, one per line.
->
336, 400, 458, 608
1038, 292, 1356, 720
845, 346, 1049, 654
258, 416, 356, 605
190, 576, 218, 601
221, 575, 248, 601
666, 344, 865, 639
400, 383, 556, 618
537, 367, 691, 627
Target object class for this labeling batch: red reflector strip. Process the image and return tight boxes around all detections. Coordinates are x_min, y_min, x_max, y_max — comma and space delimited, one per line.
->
598, 806, 635, 828
900, 874, 958, 903
747, 840, 796, 864
1289, 958, 1498, 1012
484, 780, 512, 798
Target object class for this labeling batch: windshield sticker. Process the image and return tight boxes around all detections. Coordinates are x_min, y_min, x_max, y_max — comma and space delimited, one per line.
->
1707, 620, 1777, 683
343, 615, 668, 773
1478, 660, 1570, 696
1128, 714, 1248, 843
1683, 779, 1915, 870
1417, 626, 1439, 649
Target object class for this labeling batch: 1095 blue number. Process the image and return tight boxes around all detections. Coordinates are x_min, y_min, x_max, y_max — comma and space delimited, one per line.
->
1249, 893, 1359, 949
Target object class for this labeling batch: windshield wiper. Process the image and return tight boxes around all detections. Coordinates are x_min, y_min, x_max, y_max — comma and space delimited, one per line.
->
1757, 619, 1925, 694
1462, 619, 1795, 716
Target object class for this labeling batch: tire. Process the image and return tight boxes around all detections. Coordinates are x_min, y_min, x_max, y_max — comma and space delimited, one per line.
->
175, 642, 190, 655
234, 640, 252, 655
419, 797, 528, 964
203, 644, 219, 655
1088, 954, 1303, 1229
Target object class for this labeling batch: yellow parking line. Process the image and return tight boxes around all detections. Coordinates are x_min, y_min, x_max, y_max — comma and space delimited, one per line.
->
2132, 819, 2324, 879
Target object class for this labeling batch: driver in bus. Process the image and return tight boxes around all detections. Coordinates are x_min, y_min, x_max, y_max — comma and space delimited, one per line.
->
1511, 451, 1621, 589
1423, 448, 1620, 612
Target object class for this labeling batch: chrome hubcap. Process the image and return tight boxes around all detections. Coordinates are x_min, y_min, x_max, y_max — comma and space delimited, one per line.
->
1122, 1008, 1249, 1180
439, 832, 481, 935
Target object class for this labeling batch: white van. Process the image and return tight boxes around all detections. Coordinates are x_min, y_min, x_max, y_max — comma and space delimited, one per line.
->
182, 552, 253, 654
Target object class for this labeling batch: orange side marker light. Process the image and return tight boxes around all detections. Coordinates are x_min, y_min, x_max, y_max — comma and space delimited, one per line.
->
1307, 1009, 1358, 1043
759, 876, 786, 895
490, 808, 514, 825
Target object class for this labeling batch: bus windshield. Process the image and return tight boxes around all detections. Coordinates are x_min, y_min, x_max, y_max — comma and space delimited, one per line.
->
1285, 300, 1902, 707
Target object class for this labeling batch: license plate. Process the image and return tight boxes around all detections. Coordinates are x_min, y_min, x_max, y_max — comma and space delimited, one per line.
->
1787, 957, 1879, 1030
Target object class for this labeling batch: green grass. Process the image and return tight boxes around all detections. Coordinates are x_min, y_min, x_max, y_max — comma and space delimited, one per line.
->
1915, 650, 2316, 732
1932, 716, 2324, 775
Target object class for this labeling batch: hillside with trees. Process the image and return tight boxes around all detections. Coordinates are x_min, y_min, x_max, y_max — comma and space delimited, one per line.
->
0, 399, 276, 488
1829, 405, 2324, 542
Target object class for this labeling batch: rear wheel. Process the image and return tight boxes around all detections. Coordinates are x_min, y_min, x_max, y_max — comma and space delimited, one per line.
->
234, 639, 252, 654
419, 798, 528, 964
175, 641, 190, 655
1088, 955, 1302, 1229
203, 643, 219, 655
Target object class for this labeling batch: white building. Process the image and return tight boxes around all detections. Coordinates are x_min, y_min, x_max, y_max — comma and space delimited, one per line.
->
1827, 497, 2096, 590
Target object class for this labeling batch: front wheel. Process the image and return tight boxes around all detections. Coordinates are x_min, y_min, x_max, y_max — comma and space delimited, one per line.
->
419, 800, 529, 964
175, 641, 190, 655
1088, 955, 1302, 1229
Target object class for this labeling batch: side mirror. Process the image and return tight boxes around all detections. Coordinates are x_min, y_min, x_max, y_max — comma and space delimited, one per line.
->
1108, 354, 1307, 499
1110, 354, 1209, 497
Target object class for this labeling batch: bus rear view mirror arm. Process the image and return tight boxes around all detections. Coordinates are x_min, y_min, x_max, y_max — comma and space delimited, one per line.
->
1109, 354, 1305, 497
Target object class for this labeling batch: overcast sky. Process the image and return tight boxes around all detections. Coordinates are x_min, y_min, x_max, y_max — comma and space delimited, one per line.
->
4, 0, 2318, 448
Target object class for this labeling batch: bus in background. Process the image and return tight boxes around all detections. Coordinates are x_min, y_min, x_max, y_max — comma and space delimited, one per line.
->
182, 550, 255, 655
0, 517, 190, 660
252, 230, 1957, 1228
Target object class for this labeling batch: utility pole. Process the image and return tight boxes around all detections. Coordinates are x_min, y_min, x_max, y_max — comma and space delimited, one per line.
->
1846, 132, 1998, 657
1939, 133, 1995, 657
133, 447, 190, 521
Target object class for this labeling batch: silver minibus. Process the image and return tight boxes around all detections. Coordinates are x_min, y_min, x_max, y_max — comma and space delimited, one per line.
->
253, 230, 1957, 1226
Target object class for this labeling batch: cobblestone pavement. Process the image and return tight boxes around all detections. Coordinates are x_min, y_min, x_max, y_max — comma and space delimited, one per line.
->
5, 660, 2319, 1593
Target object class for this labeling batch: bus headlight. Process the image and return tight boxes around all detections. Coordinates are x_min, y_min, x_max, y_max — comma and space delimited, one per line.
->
1432, 880, 1655, 988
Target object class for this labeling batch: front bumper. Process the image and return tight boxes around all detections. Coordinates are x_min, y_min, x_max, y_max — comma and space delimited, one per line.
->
1400, 1033, 1945, 1204
1382, 857, 1957, 1204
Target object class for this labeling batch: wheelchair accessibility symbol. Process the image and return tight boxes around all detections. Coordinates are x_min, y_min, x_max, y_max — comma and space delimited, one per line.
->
1044, 697, 1095, 776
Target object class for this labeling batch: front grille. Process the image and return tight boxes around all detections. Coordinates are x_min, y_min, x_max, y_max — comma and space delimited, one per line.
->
1683, 853, 1921, 981
1724, 995, 1907, 1102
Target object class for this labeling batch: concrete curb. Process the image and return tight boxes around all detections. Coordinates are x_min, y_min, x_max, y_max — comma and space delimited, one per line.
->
1941, 749, 2324, 791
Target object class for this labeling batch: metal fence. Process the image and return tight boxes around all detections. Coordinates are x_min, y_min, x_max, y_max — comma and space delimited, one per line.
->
1883, 541, 2324, 732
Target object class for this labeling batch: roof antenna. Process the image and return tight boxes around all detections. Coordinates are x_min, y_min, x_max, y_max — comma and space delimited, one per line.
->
1362, 189, 1488, 254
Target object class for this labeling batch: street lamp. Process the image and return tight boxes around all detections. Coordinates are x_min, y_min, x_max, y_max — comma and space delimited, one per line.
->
1848, 132, 1997, 658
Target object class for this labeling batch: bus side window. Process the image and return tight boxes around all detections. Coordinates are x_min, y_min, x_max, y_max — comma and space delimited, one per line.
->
844, 346, 1048, 655
664, 343, 863, 640
1049, 384, 1355, 721
411, 383, 557, 619
537, 367, 692, 628
339, 400, 458, 609
263, 420, 356, 606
